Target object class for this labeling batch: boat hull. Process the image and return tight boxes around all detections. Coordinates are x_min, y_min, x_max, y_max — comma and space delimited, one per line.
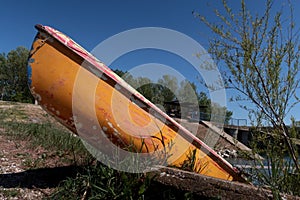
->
27, 24, 246, 182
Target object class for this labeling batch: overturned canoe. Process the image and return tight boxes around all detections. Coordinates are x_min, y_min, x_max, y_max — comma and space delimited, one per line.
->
27, 24, 246, 182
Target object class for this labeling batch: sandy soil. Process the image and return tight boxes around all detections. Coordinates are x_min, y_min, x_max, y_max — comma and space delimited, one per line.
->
0, 101, 75, 199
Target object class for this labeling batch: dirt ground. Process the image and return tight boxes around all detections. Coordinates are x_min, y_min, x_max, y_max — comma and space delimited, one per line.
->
0, 133, 53, 199
1, 101, 299, 200
0, 101, 247, 199
0, 102, 77, 199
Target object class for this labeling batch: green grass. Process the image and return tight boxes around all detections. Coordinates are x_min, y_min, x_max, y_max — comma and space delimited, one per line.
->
0, 102, 216, 199
1, 121, 90, 163
0, 103, 28, 122
0, 188, 20, 198
48, 163, 150, 200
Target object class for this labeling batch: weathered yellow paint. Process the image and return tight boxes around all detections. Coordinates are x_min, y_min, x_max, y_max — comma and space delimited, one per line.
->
28, 29, 244, 182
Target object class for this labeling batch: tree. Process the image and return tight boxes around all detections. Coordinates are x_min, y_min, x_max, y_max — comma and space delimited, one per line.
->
0, 53, 6, 99
194, 0, 300, 195
114, 70, 178, 105
197, 91, 232, 123
0, 47, 33, 103
177, 80, 198, 103
157, 75, 178, 102
114, 69, 232, 122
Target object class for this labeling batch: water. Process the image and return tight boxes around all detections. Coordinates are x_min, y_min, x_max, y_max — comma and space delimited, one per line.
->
226, 156, 299, 185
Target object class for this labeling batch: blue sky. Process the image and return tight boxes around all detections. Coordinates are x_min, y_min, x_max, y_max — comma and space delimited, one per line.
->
1, 0, 300, 124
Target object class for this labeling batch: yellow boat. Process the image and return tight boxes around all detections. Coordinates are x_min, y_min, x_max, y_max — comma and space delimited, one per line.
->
27, 24, 246, 182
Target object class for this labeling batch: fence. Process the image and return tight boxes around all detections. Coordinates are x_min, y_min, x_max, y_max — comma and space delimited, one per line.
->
226, 118, 247, 126
191, 112, 247, 127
